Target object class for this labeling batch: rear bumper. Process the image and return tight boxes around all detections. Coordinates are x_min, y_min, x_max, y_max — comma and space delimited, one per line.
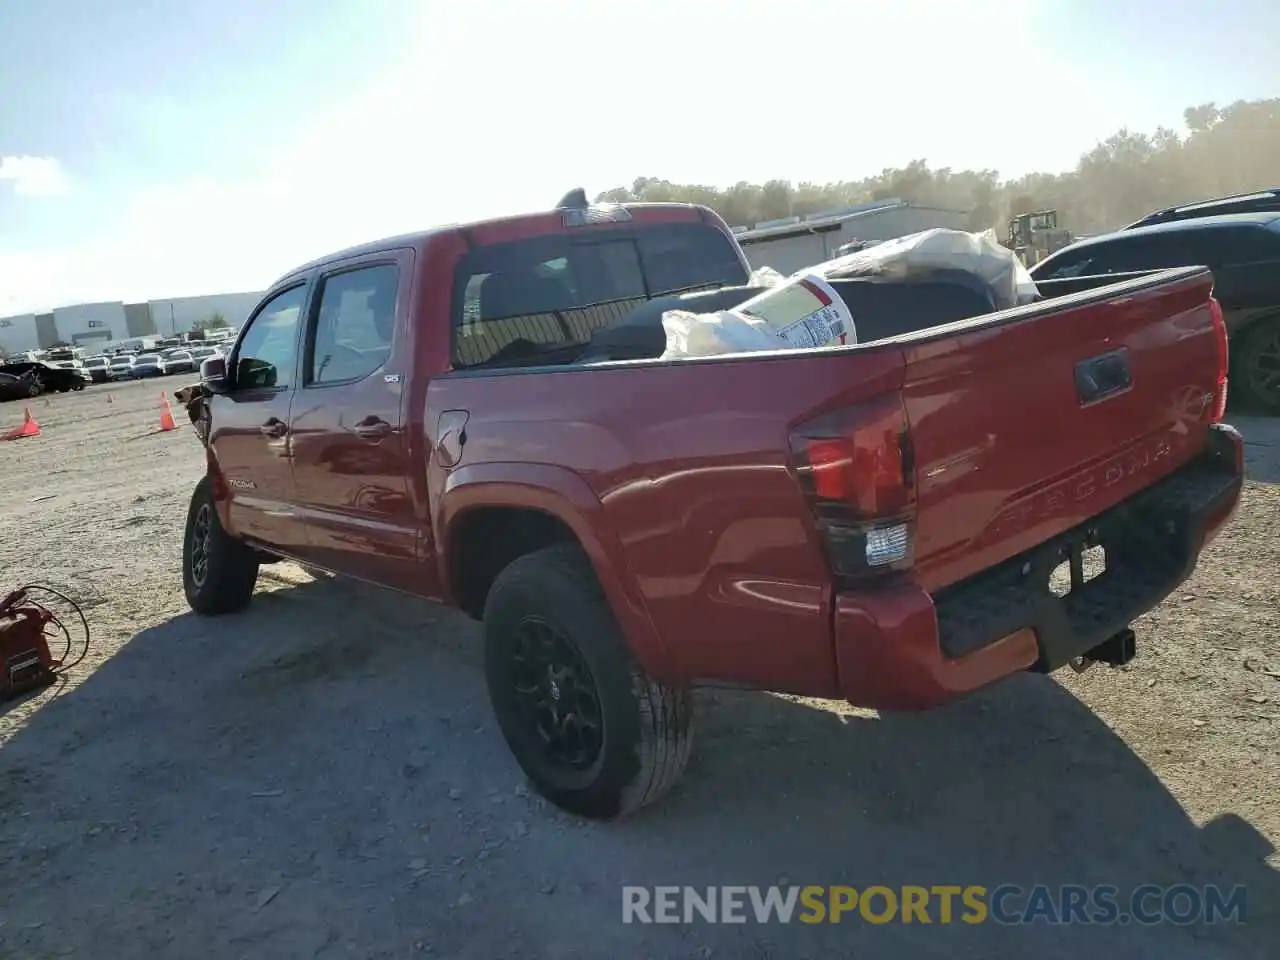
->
834, 423, 1245, 711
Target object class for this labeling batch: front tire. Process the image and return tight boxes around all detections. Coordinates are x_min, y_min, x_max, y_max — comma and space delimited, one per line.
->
183, 475, 260, 615
483, 544, 694, 820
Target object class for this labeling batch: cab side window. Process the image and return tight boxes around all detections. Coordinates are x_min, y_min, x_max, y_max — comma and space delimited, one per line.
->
308, 264, 399, 385
1105, 236, 1202, 273
235, 285, 306, 389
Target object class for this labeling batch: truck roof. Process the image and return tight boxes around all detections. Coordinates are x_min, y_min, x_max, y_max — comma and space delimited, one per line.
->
280, 227, 449, 279
275, 202, 710, 287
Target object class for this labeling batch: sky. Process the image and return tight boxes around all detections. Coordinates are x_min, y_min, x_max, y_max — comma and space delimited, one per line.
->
1, 0, 1277, 315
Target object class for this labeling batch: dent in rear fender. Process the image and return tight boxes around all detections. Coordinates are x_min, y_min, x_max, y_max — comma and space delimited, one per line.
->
436, 462, 676, 681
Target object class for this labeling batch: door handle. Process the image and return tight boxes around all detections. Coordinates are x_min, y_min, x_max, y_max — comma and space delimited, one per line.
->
260, 418, 288, 438
352, 416, 392, 441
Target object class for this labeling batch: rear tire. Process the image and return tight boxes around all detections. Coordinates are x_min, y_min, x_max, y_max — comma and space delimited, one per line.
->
1233, 318, 1280, 414
183, 475, 260, 615
483, 544, 693, 820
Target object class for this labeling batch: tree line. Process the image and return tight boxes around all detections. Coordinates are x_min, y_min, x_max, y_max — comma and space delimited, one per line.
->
595, 98, 1280, 237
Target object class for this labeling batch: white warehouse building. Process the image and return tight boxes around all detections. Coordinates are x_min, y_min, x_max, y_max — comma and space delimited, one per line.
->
0, 290, 263, 356
149, 292, 263, 338
0, 313, 40, 354
732, 198, 972, 275
52, 301, 129, 350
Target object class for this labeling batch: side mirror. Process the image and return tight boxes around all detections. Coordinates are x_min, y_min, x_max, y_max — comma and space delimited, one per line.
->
200, 355, 231, 394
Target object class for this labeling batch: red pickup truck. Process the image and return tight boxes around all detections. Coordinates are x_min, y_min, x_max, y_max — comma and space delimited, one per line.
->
180, 195, 1244, 820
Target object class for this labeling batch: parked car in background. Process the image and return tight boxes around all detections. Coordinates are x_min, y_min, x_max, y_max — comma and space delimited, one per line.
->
49, 360, 93, 385
187, 346, 223, 369
81, 355, 113, 383
0, 360, 87, 392
1031, 212, 1280, 413
201, 327, 237, 346
108, 355, 137, 380
0, 371, 42, 401
131, 354, 168, 379
163, 350, 198, 375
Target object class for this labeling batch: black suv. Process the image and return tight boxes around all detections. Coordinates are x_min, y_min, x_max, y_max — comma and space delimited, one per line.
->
1031, 212, 1280, 413
1125, 188, 1280, 230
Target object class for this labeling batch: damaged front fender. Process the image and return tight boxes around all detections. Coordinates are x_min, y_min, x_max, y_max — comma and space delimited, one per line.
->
173, 382, 211, 447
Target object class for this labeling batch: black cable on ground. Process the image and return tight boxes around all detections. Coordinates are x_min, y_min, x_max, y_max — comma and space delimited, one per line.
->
14, 584, 90, 672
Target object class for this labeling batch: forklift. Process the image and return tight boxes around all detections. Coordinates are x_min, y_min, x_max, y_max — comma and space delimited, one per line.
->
1006, 210, 1073, 267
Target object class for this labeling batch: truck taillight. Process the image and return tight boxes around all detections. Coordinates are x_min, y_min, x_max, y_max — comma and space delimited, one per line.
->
788, 395, 915, 579
1208, 296, 1228, 423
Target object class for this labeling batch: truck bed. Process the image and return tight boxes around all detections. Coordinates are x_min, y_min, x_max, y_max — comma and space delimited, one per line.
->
428, 266, 1228, 696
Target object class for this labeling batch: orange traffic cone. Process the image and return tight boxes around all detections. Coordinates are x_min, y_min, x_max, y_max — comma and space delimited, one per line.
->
158, 392, 177, 432
2, 406, 41, 441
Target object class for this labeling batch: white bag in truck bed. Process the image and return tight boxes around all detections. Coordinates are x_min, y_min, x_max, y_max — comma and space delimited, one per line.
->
660, 273, 856, 360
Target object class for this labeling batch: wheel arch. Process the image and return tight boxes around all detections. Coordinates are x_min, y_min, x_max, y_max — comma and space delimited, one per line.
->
436, 463, 676, 682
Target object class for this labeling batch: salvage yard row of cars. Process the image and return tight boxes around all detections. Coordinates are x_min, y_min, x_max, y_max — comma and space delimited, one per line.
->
97, 344, 226, 382
0, 344, 227, 400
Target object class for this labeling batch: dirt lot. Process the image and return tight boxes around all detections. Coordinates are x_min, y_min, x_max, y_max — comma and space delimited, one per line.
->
0, 378, 1277, 959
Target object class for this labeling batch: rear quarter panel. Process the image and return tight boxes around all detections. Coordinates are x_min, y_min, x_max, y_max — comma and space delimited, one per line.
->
427, 347, 903, 695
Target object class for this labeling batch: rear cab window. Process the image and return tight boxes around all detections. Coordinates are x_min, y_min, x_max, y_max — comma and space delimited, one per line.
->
451, 219, 747, 368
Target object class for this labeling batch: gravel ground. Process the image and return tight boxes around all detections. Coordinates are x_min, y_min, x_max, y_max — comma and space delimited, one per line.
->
0, 379, 1277, 960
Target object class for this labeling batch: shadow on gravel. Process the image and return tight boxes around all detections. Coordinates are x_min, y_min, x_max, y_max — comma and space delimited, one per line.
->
0, 574, 1276, 960
1236, 415, 1280, 484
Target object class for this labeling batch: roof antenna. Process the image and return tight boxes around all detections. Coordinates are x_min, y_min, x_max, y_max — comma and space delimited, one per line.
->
556, 187, 588, 209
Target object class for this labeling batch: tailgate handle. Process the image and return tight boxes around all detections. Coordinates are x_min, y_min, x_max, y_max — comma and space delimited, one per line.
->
1075, 348, 1132, 406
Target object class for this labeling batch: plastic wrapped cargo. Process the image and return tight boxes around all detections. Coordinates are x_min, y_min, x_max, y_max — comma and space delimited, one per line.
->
811, 227, 1039, 311
747, 265, 786, 288
660, 273, 856, 360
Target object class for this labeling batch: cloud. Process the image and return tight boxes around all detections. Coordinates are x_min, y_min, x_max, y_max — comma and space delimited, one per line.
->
0, 251, 69, 315
0, 155, 70, 197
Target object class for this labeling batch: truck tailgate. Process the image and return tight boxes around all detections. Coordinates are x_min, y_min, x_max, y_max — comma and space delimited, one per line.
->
903, 268, 1223, 592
